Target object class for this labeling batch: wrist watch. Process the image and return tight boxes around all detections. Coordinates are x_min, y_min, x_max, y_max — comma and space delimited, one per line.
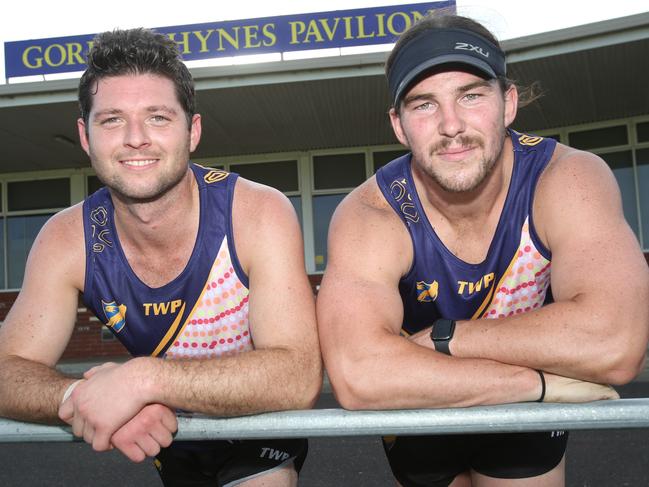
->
430, 318, 456, 355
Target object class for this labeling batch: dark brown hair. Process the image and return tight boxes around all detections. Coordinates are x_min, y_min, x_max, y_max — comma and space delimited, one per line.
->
78, 28, 195, 127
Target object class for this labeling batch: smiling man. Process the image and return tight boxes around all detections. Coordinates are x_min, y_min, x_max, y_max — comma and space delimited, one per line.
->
317, 12, 649, 487
0, 28, 321, 487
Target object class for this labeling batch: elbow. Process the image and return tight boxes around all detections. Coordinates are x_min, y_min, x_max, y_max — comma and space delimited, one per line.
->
594, 336, 647, 385
334, 390, 372, 411
586, 310, 649, 385
601, 352, 646, 386
326, 362, 380, 411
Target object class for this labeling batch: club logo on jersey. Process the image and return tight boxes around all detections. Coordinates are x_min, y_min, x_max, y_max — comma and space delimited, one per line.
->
90, 206, 113, 253
417, 280, 439, 302
518, 134, 543, 146
204, 169, 229, 184
102, 300, 127, 333
391, 179, 419, 223
457, 272, 495, 296
90, 207, 109, 227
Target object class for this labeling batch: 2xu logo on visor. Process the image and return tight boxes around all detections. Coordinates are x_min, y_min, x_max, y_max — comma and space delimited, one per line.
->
454, 42, 490, 58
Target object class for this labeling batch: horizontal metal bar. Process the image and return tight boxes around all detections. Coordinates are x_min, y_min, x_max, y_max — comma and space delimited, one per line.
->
1, 399, 648, 443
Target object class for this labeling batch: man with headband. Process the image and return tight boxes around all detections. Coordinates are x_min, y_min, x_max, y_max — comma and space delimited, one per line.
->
318, 12, 649, 487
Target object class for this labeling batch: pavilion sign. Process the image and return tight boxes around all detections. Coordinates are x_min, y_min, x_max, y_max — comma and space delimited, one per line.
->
4, 2, 454, 79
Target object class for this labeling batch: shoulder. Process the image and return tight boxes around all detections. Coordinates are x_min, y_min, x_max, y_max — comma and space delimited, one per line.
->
328, 177, 412, 280
334, 176, 398, 225
232, 177, 298, 231
25, 202, 86, 290
542, 143, 613, 182
536, 143, 619, 206
332, 176, 406, 238
38, 203, 85, 248
231, 178, 303, 273
534, 143, 623, 246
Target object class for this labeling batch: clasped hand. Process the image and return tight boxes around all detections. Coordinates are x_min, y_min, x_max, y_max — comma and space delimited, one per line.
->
58, 361, 177, 462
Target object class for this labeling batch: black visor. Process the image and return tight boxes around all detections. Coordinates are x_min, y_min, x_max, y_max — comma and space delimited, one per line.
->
387, 27, 506, 106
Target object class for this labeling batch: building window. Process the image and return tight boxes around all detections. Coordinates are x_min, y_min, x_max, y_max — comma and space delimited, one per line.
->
8, 178, 70, 211
7, 214, 53, 288
0, 218, 5, 289
87, 175, 103, 195
568, 125, 628, 150
312, 193, 346, 271
599, 150, 639, 237
562, 120, 649, 250
287, 196, 303, 229
0, 178, 70, 289
311, 153, 366, 271
637, 122, 649, 143
231, 160, 299, 192
373, 149, 408, 173
636, 148, 649, 248
313, 153, 366, 190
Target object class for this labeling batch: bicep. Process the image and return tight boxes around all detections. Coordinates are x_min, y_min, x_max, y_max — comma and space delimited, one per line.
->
239, 193, 317, 353
0, 212, 84, 366
317, 197, 410, 362
539, 153, 649, 316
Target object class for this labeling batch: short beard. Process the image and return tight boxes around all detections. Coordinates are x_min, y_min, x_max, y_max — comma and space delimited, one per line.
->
106, 166, 188, 204
418, 128, 506, 193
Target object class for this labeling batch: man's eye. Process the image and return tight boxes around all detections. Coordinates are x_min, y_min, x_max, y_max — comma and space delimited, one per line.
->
414, 102, 433, 111
151, 115, 170, 123
101, 117, 120, 125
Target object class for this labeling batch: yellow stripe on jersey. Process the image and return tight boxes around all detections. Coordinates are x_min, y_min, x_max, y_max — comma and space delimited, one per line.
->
471, 250, 518, 320
151, 302, 186, 357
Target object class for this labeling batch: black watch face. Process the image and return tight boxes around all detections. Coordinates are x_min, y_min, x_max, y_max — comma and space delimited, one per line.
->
433, 319, 455, 341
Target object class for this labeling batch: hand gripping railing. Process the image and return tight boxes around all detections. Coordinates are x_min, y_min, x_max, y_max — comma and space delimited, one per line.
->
1, 399, 649, 443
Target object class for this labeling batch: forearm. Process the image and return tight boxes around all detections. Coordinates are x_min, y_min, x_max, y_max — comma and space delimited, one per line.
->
450, 299, 648, 384
132, 348, 322, 416
327, 336, 543, 410
0, 355, 77, 423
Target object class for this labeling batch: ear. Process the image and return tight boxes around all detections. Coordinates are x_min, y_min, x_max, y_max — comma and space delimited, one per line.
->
189, 113, 202, 152
503, 84, 518, 128
77, 118, 91, 156
389, 108, 410, 148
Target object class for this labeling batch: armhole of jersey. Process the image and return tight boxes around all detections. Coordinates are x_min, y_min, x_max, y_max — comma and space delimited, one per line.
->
375, 167, 418, 281
226, 174, 250, 289
527, 138, 557, 261
80, 197, 95, 309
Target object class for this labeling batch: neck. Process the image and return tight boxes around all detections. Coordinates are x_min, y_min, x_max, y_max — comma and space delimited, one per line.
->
111, 168, 199, 251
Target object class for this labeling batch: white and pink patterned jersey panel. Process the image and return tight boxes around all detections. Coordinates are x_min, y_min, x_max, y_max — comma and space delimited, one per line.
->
481, 217, 551, 319
165, 237, 252, 358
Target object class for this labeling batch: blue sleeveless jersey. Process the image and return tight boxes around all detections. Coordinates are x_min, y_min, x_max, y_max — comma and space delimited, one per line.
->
82, 164, 253, 358
376, 131, 556, 334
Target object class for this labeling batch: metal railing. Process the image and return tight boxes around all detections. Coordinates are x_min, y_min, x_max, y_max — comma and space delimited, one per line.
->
1, 399, 648, 443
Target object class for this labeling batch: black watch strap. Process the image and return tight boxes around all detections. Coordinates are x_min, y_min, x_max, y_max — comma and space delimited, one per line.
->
430, 319, 456, 355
